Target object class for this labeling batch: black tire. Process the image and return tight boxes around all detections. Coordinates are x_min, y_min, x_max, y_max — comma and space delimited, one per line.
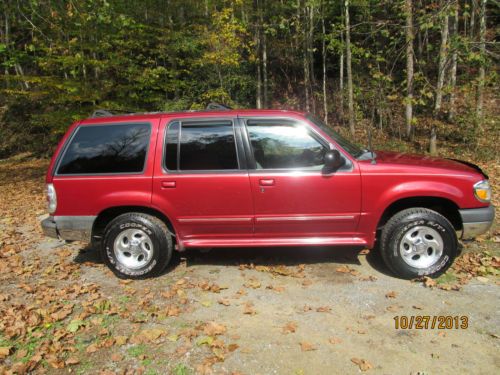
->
101, 213, 173, 279
380, 208, 458, 279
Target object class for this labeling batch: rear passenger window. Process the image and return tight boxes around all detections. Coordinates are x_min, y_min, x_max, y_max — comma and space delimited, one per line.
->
57, 123, 151, 175
165, 121, 238, 171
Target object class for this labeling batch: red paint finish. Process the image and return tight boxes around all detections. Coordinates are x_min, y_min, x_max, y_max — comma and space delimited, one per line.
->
45, 110, 489, 250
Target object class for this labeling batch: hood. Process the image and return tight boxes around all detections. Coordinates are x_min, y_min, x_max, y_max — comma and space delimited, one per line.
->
372, 151, 487, 177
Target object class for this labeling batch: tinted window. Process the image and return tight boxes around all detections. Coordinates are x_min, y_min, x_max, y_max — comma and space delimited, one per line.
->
165, 122, 179, 170
165, 121, 238, 171
58, 123, 151, 174
247, 121, 327, 169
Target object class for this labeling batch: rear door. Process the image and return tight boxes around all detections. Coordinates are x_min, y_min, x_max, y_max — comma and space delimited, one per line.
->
241, 117, 361, 239
152, 117, 254, 244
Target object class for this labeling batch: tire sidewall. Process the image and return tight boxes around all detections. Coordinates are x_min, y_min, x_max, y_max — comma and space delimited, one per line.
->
386, 213, 456, 279
102, 215, 168, 278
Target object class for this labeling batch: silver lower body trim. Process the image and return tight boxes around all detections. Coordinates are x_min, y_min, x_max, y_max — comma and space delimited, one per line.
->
40, 214, 96, 242
459, 205, 495, 240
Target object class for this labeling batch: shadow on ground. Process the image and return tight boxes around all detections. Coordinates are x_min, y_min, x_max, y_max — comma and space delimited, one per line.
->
73, 244, 397, 277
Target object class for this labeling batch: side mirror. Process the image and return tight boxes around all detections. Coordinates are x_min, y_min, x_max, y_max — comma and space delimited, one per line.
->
322, 150, 345, 174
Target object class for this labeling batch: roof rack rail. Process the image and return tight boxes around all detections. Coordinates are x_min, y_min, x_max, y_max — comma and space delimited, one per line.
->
206, 102, 232, 111
91, 109, 136, 118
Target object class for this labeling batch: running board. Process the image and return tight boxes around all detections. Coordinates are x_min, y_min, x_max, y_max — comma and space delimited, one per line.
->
182, 236, 368, 248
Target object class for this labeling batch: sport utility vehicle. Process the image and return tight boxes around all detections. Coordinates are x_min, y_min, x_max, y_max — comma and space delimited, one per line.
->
41, 109, 495, 279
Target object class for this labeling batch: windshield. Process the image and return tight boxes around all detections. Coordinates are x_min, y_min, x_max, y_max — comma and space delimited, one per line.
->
306, 114, 364, 158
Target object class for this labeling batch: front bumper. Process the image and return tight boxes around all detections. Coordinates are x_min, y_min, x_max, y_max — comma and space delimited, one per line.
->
40, 214, 96, 242
459, 205, 495, 239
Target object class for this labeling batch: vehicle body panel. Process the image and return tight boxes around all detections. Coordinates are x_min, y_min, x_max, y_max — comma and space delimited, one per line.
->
42, 110, 493, 250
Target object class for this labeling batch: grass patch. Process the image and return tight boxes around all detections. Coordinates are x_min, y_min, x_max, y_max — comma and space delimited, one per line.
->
436, 272, 458, 285
172, 363, 192, 375
127, 344, 148, 358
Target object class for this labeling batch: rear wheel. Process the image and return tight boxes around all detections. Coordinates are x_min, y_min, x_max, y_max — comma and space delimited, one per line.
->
380, 208, 458, 279
101, 213, 172, 279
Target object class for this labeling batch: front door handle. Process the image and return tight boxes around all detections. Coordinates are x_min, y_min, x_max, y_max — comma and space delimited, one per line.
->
161, 181, 176, 188
259, 179, 275, 186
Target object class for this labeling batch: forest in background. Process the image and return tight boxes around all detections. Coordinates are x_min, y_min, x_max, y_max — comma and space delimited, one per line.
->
0, 0, 498, 159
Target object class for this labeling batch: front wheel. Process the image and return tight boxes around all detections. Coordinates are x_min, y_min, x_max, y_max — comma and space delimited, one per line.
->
380, 208, 458, 279
101, 213, 173, 279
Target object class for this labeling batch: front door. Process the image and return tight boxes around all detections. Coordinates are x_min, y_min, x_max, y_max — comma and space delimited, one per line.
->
152, 117, 254, 244
242, 117, 361, 239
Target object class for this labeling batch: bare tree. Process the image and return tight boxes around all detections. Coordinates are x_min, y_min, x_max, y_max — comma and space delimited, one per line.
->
448, 3, 459, 121
261, 0, 268, 108
476, 0, 486, 120
405, 0, 414, 138
321, 3, 328, 123
345, 0, 355, 135
339, 13, 345, 121
254, 0, 262, 108
434, 1, 449, 114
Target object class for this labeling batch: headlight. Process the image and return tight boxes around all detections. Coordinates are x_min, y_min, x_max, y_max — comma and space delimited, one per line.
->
473, 180, 491, 203
46, 183, 57, 214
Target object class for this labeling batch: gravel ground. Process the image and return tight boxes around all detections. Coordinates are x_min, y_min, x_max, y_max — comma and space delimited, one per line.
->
36, 236, 500, 375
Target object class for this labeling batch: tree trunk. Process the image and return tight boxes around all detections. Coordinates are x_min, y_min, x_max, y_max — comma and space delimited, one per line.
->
476, 0, 486, 120
405, 0, 414, 139
429, 126, 437, 155
448, 4, 459, 122
261, 0, 268, 108
339, 14, 344, 120
302, 3, 310, 112
345, 0, 355, 135
254, 0, 262, 109
321, 9, 328, 123
434, 4, 449, 114
470, 0, 476, 38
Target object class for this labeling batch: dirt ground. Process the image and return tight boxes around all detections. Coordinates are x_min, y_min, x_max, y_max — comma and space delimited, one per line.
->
0, 158, 499, 375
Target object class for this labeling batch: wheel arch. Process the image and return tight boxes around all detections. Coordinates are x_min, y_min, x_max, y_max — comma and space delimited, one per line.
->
92, 205, 178, 244
377, 196, 462, 232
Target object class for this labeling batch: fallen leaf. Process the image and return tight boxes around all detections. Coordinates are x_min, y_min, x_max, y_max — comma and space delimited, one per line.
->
300, 342, 317, 351
140, 328, 166, 342
86, 343, 99, 353
351, 357, 373, 371
282, 322, 297, 334
218, 299, 231, 306
65, 357, 80, 366
244, 279, 261, 289
0, 347, 11, 359
328, 337, 342, 345
243, 302, 256, 315
386, 304, 401, 312
111, 353, 123, 362
203, 322, 226, 336
114, 335, 128, 346
316, 306, 332, 313
385, 291, 397, 299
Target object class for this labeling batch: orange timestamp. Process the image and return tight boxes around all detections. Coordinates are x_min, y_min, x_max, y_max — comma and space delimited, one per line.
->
393, 315, 469, 329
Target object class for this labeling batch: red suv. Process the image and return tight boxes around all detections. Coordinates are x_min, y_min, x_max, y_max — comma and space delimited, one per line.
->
41, 108, 494, 279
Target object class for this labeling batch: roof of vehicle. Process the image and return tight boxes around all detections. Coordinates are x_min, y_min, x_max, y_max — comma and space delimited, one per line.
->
79, 109, 307, 125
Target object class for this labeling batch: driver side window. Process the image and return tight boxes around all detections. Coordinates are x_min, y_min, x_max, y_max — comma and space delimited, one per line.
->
246, 120, 328, 170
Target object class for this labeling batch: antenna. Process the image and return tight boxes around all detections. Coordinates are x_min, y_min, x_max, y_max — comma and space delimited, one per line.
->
367, 128, 376, 164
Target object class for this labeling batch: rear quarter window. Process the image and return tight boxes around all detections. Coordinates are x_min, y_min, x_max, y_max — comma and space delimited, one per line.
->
57, 123, 151, 175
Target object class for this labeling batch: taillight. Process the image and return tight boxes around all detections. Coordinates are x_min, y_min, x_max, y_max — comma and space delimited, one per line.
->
46, 183, 57, 214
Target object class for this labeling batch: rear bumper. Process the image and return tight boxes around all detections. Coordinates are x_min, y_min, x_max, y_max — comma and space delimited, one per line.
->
459, 205, 495, 239
40, 215, 96, 242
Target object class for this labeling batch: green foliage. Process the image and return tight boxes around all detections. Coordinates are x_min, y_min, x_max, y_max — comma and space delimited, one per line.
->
0, 0, 495, 157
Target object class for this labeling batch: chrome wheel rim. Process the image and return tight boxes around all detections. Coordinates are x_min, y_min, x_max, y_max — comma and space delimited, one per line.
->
399, 226, 444, 269
113, 229, 153, 269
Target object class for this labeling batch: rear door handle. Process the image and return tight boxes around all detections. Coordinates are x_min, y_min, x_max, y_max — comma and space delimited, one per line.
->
259, 179, 275, 186
161, 181, 176, 188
